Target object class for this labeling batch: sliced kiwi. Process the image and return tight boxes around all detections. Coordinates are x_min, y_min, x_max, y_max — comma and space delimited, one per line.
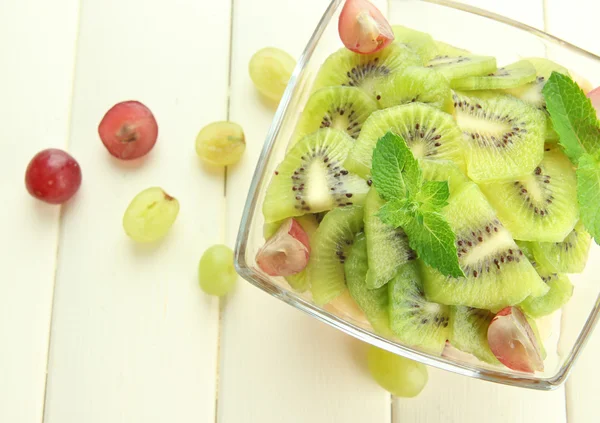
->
520, 272, 573, 318
345, 232, 393, 336
344, 103, 466, 179
530, 221, 592, 273
364, 188, 415, 289
290, 86, 378, 147
309, 205, 364, 305
451, 60, 536, 91
392, 25, 438, 62
453, 91, 546, 182
263, 128, 370, 223
504, 58, 570, 141
420, 159, 470, 197
373, 66, 454, 113
312, 43, 421, 100
388, 261, 450, 355
448, 306, 500, 365
263, 215, 319, 292
434, 40, 470, 56
479, 147, 578, 242
426, 54, 497, 81
422, 183, 548, 311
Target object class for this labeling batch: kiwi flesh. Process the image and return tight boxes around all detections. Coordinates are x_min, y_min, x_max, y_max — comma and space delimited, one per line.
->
309, 205, 364, 305
388, 261, 450, 355
345, 232, 393, 336
451, 60, 536, 91
312, 43, 421, 100
364, 188, 415, 289
426, 54, 497, 81
452, 91, 545, 182
448, 306, 500, 365
434, 41, 470, 56
263, 215, 319, 292
478, 147, 578, 242
420, 159, 470, 197
262, 128, 370, 223
520, 272, 573, 318
392, 25, 438, 62
373, 66, 455, 113
290, 86, 378, 147
530, 221, 592, 273
422, 183, 548, 311
344, 103, 466, 179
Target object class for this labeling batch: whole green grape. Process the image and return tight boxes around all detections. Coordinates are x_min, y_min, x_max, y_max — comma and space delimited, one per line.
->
249, 47, 296, 103
122, 187, 180, 243
199, 244, 237, 296
195, 121, 246, 166
367, 345, 428, 397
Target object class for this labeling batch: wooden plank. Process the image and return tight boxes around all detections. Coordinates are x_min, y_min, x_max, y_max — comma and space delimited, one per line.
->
0, 1, 79, 422
42, 0, 231, 422
220, 1, 392, 422
389, 1, 567, 422
544, 2, 600, 422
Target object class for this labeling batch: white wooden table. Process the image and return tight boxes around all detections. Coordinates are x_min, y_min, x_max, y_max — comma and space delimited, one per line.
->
1, 0, 599, 422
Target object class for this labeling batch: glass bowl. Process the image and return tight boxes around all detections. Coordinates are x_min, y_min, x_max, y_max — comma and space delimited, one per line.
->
234, 0, 600, 390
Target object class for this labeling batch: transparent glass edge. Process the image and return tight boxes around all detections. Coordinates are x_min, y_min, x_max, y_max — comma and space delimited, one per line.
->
233, 0, 600, 390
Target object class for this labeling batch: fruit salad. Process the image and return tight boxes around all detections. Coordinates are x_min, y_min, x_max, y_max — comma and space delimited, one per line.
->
254, 17, 600, 375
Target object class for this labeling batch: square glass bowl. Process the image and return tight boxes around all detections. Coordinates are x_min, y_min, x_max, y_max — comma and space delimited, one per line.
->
234, 0, 600, 390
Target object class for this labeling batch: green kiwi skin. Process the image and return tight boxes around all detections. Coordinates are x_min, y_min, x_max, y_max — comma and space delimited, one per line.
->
344, 232, 394, 337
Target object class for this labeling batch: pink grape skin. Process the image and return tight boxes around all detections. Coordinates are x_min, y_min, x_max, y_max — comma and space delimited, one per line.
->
25, 148, 82, 204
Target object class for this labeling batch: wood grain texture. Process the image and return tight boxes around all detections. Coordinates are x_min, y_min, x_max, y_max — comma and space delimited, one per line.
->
0, 1, 79, 422
42, 0, 231, 422
219, 1, 392, 422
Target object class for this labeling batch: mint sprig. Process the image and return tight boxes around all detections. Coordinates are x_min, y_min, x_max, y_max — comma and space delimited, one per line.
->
543, 72, 600, 243
371, 132, 464, 278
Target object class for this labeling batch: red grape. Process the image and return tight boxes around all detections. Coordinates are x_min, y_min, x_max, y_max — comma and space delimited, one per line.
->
25, 148, 82, 204
338, 0, 394, 55
98, 100, 158, 160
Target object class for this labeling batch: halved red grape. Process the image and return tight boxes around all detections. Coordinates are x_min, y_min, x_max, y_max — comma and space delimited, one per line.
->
25, 148, 82, 204
98, 100, 158, 160
587, 86, 600, 119
256, 218, 310, 276
338, 0, 394, 55
487, 306, 544, 373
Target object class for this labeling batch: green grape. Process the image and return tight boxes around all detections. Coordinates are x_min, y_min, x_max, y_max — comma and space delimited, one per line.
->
122, 187, 180, 243
195, 121, 246, 166
367, 345, 428, 398
199, 244, 237, 296
249, 47, 296, 103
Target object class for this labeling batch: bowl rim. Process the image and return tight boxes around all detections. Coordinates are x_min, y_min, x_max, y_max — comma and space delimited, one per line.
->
234, 0, 600, 390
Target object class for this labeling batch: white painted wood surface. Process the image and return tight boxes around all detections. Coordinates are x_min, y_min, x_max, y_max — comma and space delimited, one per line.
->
1, 0, 599, 422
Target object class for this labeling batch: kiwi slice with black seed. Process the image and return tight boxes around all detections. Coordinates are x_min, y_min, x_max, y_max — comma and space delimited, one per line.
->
504, 58, 570, 141
263, 128, 370, 223
388, 261, 450, 355
422, 182, 548, 311
345, 232, 393, 336
530, 221, 592, 273
290, 86, 378, 147
262, 215, 319, 292
426, 54, 497, 81
309, 205, 364, 305
520, 272, 573, 318
364, 188, 415, 289
448, 306, 500, 365
451, 60, 537, 91
392, 25, 438, 62
311, 43, 421, 100
479, 147, 578, 242
373, 66, 454, 113
420, 159, 470, 196
452, 91, 546, 182
434, 41, 470, 56
344, 103, 466, 179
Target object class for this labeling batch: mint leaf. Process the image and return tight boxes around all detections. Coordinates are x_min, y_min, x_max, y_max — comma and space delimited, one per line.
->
417, 181, 449, 211
577, 154, 600, 242
372, 131, 422, 200
377, 198, 414, 228
543, 72, 600, 164
403, 211, 464, 278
